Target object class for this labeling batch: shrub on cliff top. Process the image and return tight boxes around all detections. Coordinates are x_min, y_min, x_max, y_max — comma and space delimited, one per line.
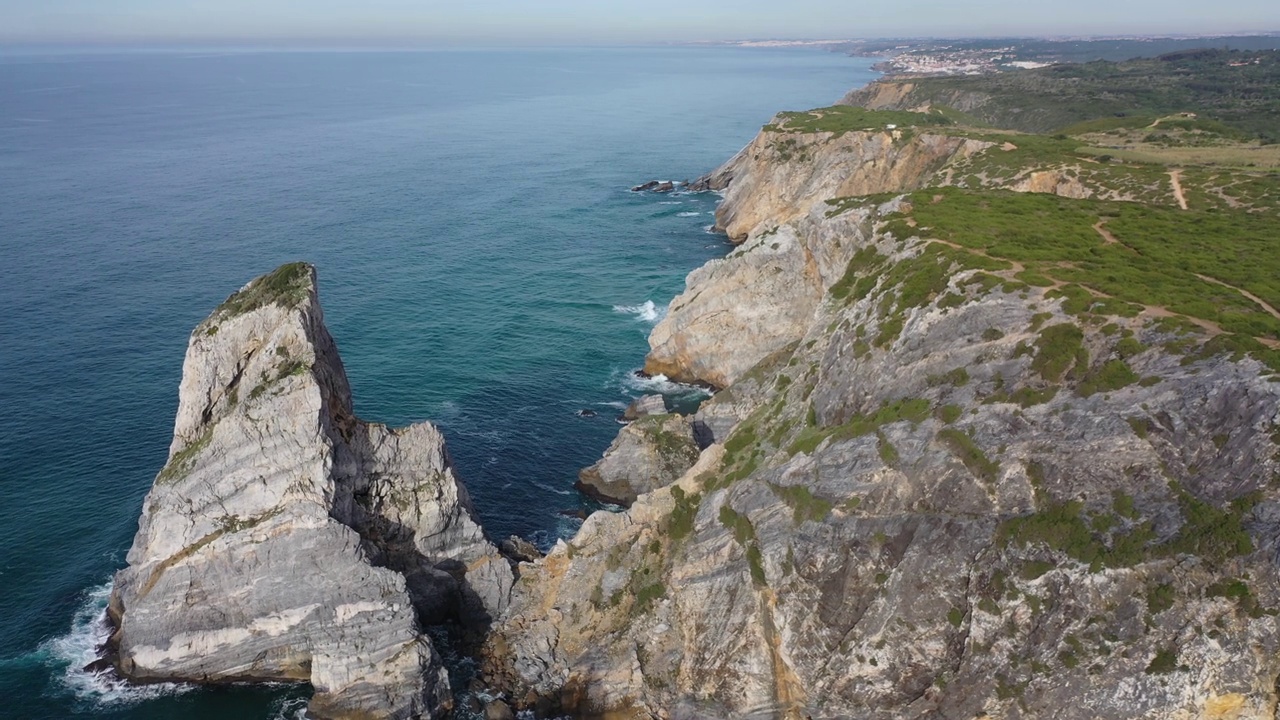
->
213, 262, 313, 320
768, 105, 954, 137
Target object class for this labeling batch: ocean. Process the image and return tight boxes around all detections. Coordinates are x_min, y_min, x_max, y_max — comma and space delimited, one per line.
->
0, 47, 878, 718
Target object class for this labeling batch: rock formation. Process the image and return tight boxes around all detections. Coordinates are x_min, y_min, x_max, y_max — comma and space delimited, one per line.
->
484, 112, 1280, 718
575, 413, 701, 506
108, 263, 512, 719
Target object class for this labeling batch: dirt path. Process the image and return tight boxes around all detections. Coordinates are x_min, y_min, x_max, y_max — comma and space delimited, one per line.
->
916, 236, 1280, 350
1194, 273, 1280, 322
926, 237, 1027, 274
1093, 220, 1119, 245
1169, 169, 1189, 210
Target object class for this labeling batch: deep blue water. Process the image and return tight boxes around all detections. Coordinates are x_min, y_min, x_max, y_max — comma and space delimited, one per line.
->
0, 47, 877, 718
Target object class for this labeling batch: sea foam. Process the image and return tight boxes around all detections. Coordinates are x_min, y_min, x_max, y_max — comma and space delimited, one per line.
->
40, 580, 194, 706
613, 300, 666, 324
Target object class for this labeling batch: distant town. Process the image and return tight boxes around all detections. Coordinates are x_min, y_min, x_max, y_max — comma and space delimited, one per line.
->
691, 33, 1280, 75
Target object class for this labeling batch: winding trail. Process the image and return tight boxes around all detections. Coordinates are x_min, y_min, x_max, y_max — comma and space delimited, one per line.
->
1093, 220, 1119, 245
1169, 169, 1189, 210
918, 236, 1280, 350
1194, 274, 1280, 322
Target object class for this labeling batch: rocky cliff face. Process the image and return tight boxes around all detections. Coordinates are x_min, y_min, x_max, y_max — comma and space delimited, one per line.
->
109, 263, 512, 720
647, 126, 992, 389
484, 121, 1280, 718
841, 80, 992, 119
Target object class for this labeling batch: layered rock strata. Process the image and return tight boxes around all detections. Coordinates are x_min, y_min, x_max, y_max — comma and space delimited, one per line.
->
485, 122, 1280, 718
109, 263, 512, 719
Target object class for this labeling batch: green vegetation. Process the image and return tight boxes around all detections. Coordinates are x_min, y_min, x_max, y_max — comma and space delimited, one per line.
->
999, 483, 1259, 572
1008, 386, 1059, 408
719, 505, 767, 586
1127, 417, 1152, 439
788, 397, 930, 456
1146, 584, 1176, 614
1031, 324, 1086, 382
824, 193, 900, 218
212, 262, 312, 320
947, 607, 965, 627
897, 188, 1280, 358
928, 367, 970, 387
766, 105, 955, 137
937, 405, 963, 424
1164, 482, 1258, 561
634, 416, 701, 471
1021, 560, 1055, 580
1146, 648, 1179, 675
248, 353, 311, 401
854, 50, 1280, 142
877, 432, 900, 465
634, 582, 666, 615
771, 484, 833, 525
937, 429, 1000, 485
156, 427, 214, 484
668, 486, 703, 541
1077, 359, 1140, 397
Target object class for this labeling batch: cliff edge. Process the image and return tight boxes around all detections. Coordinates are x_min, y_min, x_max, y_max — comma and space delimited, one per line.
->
486, 106, 1280, 718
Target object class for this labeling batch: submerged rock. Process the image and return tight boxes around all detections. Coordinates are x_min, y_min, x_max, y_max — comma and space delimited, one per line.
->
109, 263, 512, 719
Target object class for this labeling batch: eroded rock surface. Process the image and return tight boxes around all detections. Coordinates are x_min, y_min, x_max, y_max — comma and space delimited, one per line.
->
486, 124, 1280, 719
110, 263, 512, 719
575, 413, 701, 506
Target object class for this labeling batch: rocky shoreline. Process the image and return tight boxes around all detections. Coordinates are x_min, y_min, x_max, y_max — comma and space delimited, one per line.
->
481, 116, 1280, 718
105, 99, 1280, 718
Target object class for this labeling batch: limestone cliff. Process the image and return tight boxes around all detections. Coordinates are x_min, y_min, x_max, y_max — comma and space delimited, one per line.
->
109, 263, 512, 720
646, 110, 1196, 390
485, 119, 1280, 718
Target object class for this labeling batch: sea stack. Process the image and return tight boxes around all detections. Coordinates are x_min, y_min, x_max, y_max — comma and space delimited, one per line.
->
107, 263, 512, 719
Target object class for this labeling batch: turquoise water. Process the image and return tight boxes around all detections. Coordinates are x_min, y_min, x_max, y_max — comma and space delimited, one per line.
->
0, 47, 877, 717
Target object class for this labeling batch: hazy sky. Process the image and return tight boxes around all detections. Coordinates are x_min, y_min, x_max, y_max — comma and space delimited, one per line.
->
2, 0, 1277, 45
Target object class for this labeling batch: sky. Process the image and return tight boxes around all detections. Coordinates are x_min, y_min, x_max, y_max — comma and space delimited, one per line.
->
1, 0, 1278, 46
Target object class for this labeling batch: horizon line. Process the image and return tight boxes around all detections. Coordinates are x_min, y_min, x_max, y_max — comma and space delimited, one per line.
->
3, 30, 1280, 51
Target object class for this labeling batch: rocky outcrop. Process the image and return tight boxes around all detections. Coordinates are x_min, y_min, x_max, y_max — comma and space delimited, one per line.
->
841, 79, 992, 117
109, 263, 512, 719
645, 203, 886, 388
708, 125, 992, 242
648, 125, 997, 388
486, 122, 1280, 718
575, 413, 701, 506
623, 394, 668, 421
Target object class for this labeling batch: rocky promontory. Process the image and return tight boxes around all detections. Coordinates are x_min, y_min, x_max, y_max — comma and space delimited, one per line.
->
108, 263, 512, 719
484, 104, 1280, 718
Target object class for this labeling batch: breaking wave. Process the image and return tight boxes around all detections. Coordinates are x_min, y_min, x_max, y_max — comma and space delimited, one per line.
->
612, 300, 665, 324
40, 580, 194, 706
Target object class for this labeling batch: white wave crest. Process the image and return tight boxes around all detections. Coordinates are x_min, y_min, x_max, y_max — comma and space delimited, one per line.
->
40, 580, 195, 706
676, 212, 703, 217
621, 371, 712, 399
532, 481, 575, 497
612, 300, 666, 324
271, 696, 310, 720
